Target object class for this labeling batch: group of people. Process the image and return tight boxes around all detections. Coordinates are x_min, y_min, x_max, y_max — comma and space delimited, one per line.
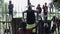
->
36, 3, 48, 20
17, 16, 60, 34
17, 2, 59, 34
9, 1, 59, 34
43, 16, 60, 34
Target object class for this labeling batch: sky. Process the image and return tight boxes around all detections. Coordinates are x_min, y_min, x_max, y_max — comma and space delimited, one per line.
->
4, 0, 52, 17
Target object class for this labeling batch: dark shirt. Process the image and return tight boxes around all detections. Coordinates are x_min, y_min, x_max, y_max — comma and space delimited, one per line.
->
8, 4, 13, 15
43, 6, 48, 12
8, 4, 13, 11
26, 10, 36, 24
36, 6, 42, 13
18, 28, 32, 34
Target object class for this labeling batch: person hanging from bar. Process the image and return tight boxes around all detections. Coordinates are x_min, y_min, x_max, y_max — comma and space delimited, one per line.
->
22, 0, 38, 34
43, 3, 48, 20
23, 3, 37, 24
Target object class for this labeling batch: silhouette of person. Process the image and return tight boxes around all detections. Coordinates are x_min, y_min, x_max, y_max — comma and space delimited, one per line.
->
8, 1, 14, 15
18, 22, 32, 34
36, 4, 42, 19
36, 4, 42, 14
23, 1, 38, 34
23, 3, 37, 24
49, 2, 53, 13
44, 3, 48, 15
51, 16, 57, 34
43, 3, 48, 20
43, 19, 49, 34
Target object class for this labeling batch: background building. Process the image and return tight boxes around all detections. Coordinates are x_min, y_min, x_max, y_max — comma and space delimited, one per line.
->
0, 0, 9, 34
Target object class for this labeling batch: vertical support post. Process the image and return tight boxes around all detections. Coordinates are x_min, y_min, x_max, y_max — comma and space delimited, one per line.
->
6, 14, 8, 34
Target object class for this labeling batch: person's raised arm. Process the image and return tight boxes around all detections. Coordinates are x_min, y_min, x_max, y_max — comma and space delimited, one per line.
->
22, 11, 27, 19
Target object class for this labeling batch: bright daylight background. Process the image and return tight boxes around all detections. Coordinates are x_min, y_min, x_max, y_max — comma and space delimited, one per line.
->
4, 0, 52, 17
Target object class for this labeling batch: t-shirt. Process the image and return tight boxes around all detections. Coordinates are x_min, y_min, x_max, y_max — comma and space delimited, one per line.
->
44, 6, 48, 12
43, 6, 48, 12
36, 6, 42, 13
8, 4, 13, 11
26, 10, 35, 24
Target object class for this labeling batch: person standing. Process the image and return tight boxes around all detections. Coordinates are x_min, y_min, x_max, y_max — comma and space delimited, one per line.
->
43, 3, 48, 20
8, 1, 14, 17
49, 2, 54, 13
8, 1, 14, 34
36, 4, 42, 14
51, 16, 57, 34
36, 4, 42, 19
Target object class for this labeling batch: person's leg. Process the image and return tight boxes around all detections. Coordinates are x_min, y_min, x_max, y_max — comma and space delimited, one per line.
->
57, 23, 59, 33
44, 12, 46, 20
58, 25, 59, 32
52, 7, 53, 12
44, 12, 47, 20
51, 26, 54, 34
37, 12, 39, 20
4, 29, 6, 34
44, 13, 45, 20
38, 24, 42, 34
53, 25, 56, 34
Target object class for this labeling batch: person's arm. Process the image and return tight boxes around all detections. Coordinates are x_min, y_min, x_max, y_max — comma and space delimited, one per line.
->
34, 10, 38, 20
47, 6, 48, 11
50, 21, 53, 30
22, 11, 27, 19
22, 12, 24, 19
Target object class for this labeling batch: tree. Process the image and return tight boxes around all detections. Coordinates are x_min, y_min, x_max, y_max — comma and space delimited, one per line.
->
53, 0, 60, 9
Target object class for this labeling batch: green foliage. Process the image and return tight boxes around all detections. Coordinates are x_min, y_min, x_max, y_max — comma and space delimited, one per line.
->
54, 0, 60, 8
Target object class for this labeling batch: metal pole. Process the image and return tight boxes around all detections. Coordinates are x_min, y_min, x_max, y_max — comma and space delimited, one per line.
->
6, 15, 8, 34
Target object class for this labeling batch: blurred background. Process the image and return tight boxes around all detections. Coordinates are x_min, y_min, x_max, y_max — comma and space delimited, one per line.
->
0, 0, 60, 34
